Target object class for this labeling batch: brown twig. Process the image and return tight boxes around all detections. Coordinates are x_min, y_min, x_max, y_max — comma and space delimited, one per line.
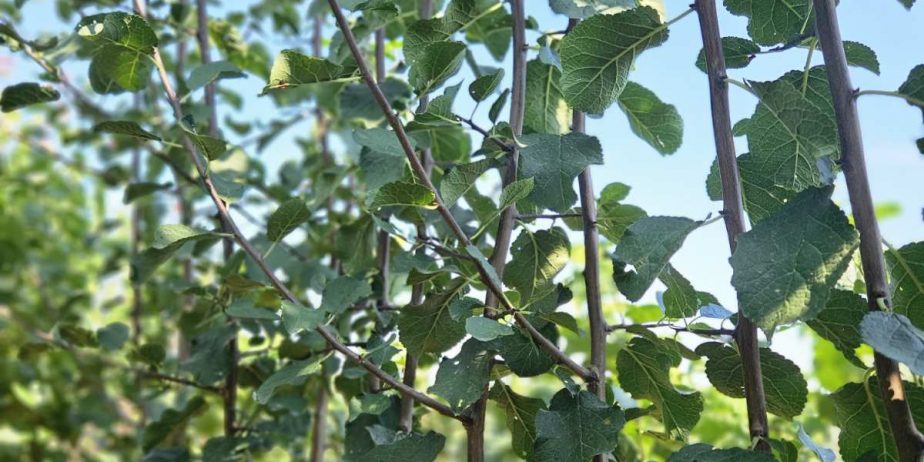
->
812, 1, 924, 459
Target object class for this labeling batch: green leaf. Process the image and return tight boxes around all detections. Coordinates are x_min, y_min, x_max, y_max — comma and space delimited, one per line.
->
360, 148, 407, 191
281, 300, 326, 334
76, 12, 157, 54
142, 396, 206, 451
886, 241, 924, 328
612, 216, 700, 301
617, 336, 703, 436
504, 228, 571, 304
659, 264, 718, 319
730, 187, 859, 332
695, 36, 759, 73
843, 41, 880, 75
617, 81, 683, 155
559, 7, 668, 113
408, 41, 466, 96
469, 68, 503, 102
320, 276, 373, 315
404, 18, 451, 64
706, 153, 797, 224
263, 49, 355, 93
0, 82, 60, 112
596, 182, 646, 243
499, 177, 534, 209
723, 0, 812, 46
518, 132, 603, 212
861, 312, 924, 374
407, 83, 462, 131
806, 289, 867, 367
253, 357, 325, 404
668, 444, 776, 462
696, 342, 807, 419
737, 77, 838, 192
429, 339, 493, 412
440, 159, 493, 207
182, 325, 235, 383
266, 198, 310, 242
398, 279, 468, 356
493, 324, 559, 377
97, 322, 129, 351
132, 225, 221, 283
77, 13, 158, 93
226, 296, 277, 320
489, 88, 510, 123
489, 383, 547, 460
362, 431, 446, 461
187, 60, 245, 94
94, 120, 161, 141
369, 181, 437, 209
549, 0, 638, 19
524, 59, 570, 134
190, 134, 227, 161
123, 182, 172, 204
354, 127, 416, 157
831, 378, 924, 462
465, 317, 513, 341
533, 389, 625, 462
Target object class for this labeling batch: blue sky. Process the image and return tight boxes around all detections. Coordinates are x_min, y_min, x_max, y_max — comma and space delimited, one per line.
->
5, 1, 923, 362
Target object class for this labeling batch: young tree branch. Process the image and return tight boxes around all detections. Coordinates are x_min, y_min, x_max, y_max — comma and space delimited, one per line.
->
811, 1, 924, 459
694, 0, 770, 450
325, 0, 595, 384
132, 0, 464, 424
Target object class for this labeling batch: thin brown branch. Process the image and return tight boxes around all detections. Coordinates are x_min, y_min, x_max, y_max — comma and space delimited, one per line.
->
133, 0, 465, 424
139, 370, 224, 394
326, 0, 595, 384
694, 0, 770, 450
812, 1, 924, 459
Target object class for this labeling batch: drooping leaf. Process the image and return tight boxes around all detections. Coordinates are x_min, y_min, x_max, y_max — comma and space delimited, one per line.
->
696, 342, 808, 419
898, 65, 924, 117
489, 382, 547, 459
831, 378, 924, 462
523, 59, 570, 134
499, 177, 534, 209
806, 289, 867, 367
533, 389, 626, 462
468, 68, 503, 102
262, 50, 356, 94
465, 317, 513, 341
369, 181, 437, 209
504, 227, 571, 304
493, 324, 559, 377
398, 279, 468, 356
123, 182, 172, 204
723, 0, 812, 46
618, 336, 703, 436
320, 276, 373, 315
440, 158, 493, 206
695, 37, 759, 73
266, 198, 310, 242
730, 187, 859, 332
612, 216, 700, 301
860, 312, 924, 375
76, 13, 158, 93
0, 82, 60, 112
886, 241, 924, 328
842, 41, 880, 75
131, 225, 222, 283
429, 339, 493, 412
408, 41, 466, 96
253, 357, 325, 404
489, 88, 510, 123
187, 60, 246, 94
617, 81, 683, 155
281, 300, 326, 334
559, 6, 668, 113
659, 264, 719, 319
517, 132, 603, 212
94, 120, 161, 141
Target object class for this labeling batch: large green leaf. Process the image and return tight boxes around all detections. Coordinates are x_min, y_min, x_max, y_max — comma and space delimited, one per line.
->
76, 13, 158, 94
617, 81, 683, 155
493, 324, 559, 377
266, 198, 310, 242
831, 378, 924, 462
440, 159, 493, 207
705, 152, 796, 224
806, 289, 867, 367
131, 225, 222, 283
617, 336, 703, 436
428, 339, 493, 412
319, 276, 373, 315
730, 187, 859, 332
549, 0, 638, 19
843, 41, 880, 75
533, 389, 625, 462
860, 312, 924, 375
899, 65, 924, 116
398, 279, 468, 356
408, 41, 466, 96
504, 227, 571, 304
0, 82, 60, 112
253, 357, 325, 404
362, 431, 446, 462
696, 342, 808, 419
723, 0, 813, 46
262, 50, 356, 94
559, 6, 668, 113
886, 241, 924, 328
695, 37, 760, 73
612, 216, 700, 301
369, 181, 437, 209
523, 59, 570, 134
354, 127, 416, 157
659, 264, 719, 319
596, 182, 647, 243
517, 132, 603, 212
489, 383, 547, 460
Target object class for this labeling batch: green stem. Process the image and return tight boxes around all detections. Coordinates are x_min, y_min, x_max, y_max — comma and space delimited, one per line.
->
857, 89, 924, 109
